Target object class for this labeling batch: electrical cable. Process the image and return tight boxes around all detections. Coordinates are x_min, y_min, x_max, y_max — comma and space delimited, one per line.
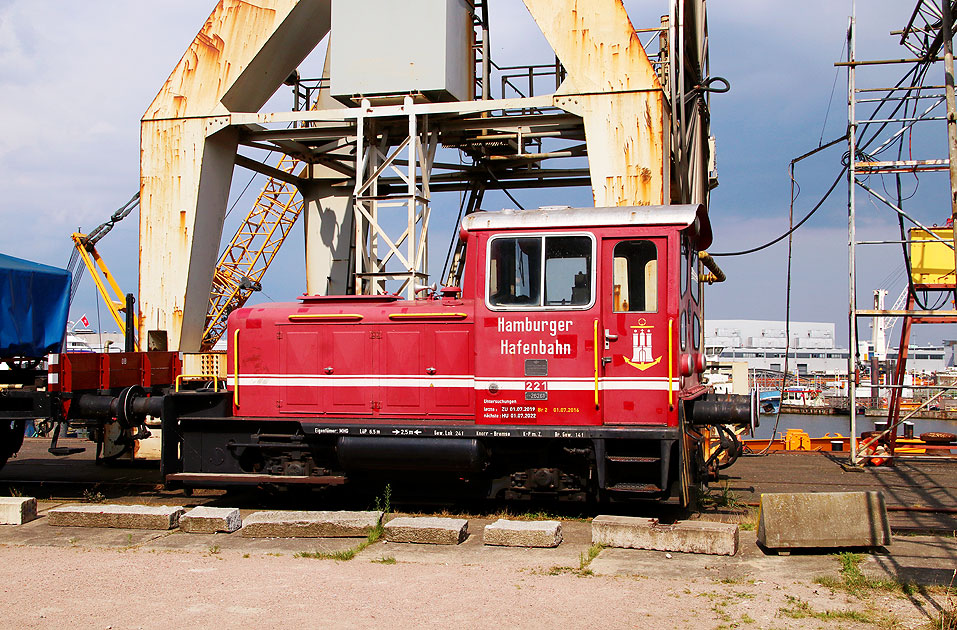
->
749, 163, 797, 456
484, 165, 525, 210
710, 165, 846, 257
819, 38, 848, 146
713, 54, 932, 259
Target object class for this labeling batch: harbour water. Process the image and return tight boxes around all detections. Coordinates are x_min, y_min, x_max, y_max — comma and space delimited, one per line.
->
751, 412, 957, 441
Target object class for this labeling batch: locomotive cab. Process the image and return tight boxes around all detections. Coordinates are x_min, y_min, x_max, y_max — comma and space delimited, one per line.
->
163, 205, 752, 505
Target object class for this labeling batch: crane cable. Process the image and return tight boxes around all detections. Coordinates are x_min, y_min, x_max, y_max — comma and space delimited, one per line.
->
711, 58, 928, 258
67, 192, 140, 306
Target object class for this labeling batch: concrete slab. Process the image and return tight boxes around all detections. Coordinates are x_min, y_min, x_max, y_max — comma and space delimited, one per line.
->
384, 517, 468, 545
241, 510, 382, 538
180, 506, 242, 534
592, 515, 738, 556
47, 504, 184, 530
757, 491, 891, 549
0, 497, 37, 525
373, 517, 591, 569
483, 519, 562, 548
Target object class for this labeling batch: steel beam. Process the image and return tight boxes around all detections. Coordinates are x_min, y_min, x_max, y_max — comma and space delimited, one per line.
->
140, 0, 331, 351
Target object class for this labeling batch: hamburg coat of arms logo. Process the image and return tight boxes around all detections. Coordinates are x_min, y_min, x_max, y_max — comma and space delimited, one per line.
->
623, 319, 662, 371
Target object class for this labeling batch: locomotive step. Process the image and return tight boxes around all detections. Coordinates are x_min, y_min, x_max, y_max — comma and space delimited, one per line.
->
606, 483, 662, 493
605, 456, 659, 464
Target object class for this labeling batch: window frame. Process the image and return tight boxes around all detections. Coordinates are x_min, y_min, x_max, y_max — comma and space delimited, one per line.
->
485, 231, 597, 311
611, 238, 661, 314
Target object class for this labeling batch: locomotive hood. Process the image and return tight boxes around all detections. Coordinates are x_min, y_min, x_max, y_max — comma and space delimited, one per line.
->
461, 204, 712, 249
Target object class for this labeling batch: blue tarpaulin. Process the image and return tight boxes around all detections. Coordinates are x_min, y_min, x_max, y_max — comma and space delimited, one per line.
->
0, 253, 70, 358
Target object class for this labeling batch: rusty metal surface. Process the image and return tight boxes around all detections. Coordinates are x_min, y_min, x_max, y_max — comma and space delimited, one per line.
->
524, 0, 668, 207
139, 0, 331, 351
139, 0, 711, 350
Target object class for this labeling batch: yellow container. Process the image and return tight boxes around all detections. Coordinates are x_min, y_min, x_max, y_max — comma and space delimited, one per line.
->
909, 227, 955, 286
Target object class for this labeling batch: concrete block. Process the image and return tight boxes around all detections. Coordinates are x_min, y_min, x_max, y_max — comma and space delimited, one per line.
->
241, 510, 382, 538
180, 507, 242, 534
47, 504, 184, 530
384, 517, 468, 545
591, 515, 738, 556
483, 519, 562, 548
758, 491, 891, 549
0, 497, 37, 525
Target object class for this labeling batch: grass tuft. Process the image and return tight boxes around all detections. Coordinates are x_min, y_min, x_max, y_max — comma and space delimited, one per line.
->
698, 483, 740, 509
813, 552, 917, 598
779, 595, 870, 622
82, 489, 105, 504
372, 556, 397, 565
296, 484, 391, 562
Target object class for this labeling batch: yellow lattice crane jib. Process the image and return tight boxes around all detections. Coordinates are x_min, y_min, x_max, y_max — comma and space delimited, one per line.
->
201, 152, 306, 351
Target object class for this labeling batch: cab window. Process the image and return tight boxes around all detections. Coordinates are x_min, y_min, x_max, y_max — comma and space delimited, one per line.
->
690, 246, 700, 302
681, 239, 689, 295
613, 240, 657, 312
488, 235, 593, 309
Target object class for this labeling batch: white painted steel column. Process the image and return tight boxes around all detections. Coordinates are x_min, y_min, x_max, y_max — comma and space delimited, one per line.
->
407, 96, 417, 299
847, 8, 860, 465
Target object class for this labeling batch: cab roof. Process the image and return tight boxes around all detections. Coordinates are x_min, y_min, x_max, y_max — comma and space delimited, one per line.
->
461, 204, 712, 249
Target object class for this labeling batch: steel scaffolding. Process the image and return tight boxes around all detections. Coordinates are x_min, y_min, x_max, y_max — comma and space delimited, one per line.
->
845, 0, 957, 464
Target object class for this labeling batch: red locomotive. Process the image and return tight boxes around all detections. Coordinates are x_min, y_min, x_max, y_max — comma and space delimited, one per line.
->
158, 204, 753, 504
14, 205, 751, 504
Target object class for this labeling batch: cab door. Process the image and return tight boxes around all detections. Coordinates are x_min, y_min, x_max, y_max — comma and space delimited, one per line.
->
600, 237, 672, 425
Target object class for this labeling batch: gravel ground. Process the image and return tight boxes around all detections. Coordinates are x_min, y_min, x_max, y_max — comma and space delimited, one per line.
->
0, 544, 949, 630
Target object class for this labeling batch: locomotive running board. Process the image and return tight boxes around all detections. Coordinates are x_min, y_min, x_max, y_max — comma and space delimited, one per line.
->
166, 472, 346, 485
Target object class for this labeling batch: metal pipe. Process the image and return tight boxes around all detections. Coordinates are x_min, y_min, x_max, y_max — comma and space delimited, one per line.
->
668, 318, 674, 410
834, 57, 943, 66
698, 252, 726, 284
593, 319, 600, 410
848, 9, 859, 466
942, 0, 957, 295
233, 329, 240, 409
854, 181, 955, 248
124, 293, 136, 353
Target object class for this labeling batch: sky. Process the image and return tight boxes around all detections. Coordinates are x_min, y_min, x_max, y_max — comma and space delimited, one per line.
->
0, 0, 953, 349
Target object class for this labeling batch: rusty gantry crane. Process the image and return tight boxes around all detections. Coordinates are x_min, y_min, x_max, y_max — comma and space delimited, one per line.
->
138, 0, 718, 353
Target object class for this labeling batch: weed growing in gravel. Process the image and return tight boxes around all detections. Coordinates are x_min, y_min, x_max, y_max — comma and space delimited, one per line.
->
933, 606, 957, 630
82, 489, 105, 503
297, 485, 391, 562
813, 552, 918, 598
779, 595, 871, 622
372, 556, 396, 565
537, 543, 603, 577
740, 613, 755, 624
242, 553, 250, 559
580, 543, 603, 568
698, 483, 740, 509
738, 507, 759, 531
929, 570, 956, 630
207, 545, 220, 555
296, 547, 361, 561
68, 537, 78, 546
8, 487, 23, 497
